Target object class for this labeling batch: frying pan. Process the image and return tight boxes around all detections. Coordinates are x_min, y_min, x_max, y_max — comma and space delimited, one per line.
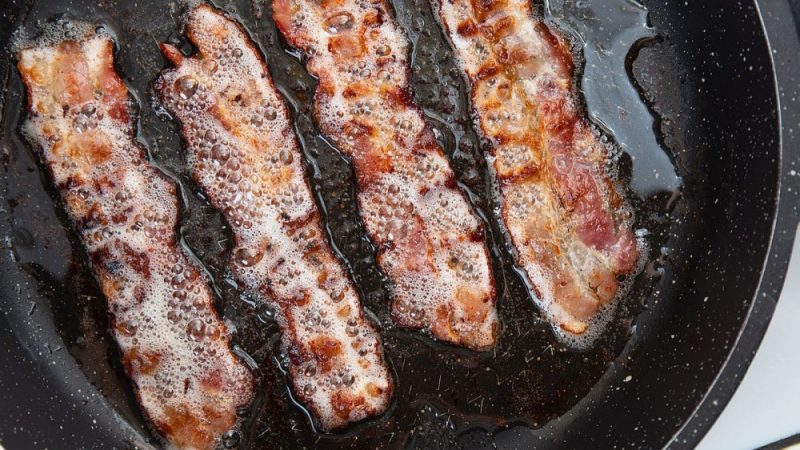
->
1, 0, 799, 448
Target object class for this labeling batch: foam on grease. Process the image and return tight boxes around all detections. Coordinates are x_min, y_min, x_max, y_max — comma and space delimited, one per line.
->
272, 0, 500, 350
154, 5, 392, 430
17, 33, 254, 448
11, 17, 98, 54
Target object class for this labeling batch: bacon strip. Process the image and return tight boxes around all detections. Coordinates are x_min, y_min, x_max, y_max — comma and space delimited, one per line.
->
273, 0, 499, 350
431, 0, 640, 334
154, 5, 392, 430
17, 36, 254, 449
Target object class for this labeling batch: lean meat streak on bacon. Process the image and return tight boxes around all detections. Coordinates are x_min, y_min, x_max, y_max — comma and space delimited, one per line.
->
155, 5, 392, 430
431, 0, 640, 335
273, 0, 500, 351
17, 35, 254, 449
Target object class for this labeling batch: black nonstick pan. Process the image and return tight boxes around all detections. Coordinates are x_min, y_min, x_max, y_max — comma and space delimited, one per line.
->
1, 0, 799, 448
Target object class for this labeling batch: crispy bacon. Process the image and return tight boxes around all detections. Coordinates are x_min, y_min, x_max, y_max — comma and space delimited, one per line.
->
154, 5, 392, 430
17, 36, 254, 449
432, 0, 640, 334
273, 0, 499, 350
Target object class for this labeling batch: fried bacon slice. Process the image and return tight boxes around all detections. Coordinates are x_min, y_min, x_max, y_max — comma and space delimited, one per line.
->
17, 35, 254, 449
431, 0, 640, 334
154, 5, 392, 430
273, 0, 499, 350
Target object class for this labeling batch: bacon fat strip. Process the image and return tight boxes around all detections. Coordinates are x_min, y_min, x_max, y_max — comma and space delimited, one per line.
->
431, 0, 641, 334
17, 35, 255, 449
155, 5, 393, 430
273, 0, 499, 350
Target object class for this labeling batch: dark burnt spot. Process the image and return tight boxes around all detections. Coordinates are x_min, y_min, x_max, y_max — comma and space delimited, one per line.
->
342, 85, 363, 99
457, 19, 479, 37
111, 212, 128, 224
475, 63, 500, 81
80, 203, 107, 230
283, 210, 317, 234
303, 239, 321, 253
376, 241, 397, 259
90, 246, 115, 273
468, 227, 486, 243
119, 241, 151, 279
93, 175, 117, 193
490, 132, 511, 146
383, 86, 413, 107
133, 285, 146, 303
183, 265, 201, 283
58, 176, 83, 191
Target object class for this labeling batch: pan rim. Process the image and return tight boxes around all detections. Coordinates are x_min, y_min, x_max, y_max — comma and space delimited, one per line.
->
666, 0, 800, 447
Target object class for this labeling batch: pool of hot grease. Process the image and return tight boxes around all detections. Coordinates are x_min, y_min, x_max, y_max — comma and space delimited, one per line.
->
0, 0, 690, 448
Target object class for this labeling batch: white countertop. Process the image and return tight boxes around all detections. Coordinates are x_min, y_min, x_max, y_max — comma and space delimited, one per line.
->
698, 224, 800, 449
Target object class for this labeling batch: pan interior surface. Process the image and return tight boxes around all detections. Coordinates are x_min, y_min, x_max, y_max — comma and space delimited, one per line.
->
0, 0, 783, 449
